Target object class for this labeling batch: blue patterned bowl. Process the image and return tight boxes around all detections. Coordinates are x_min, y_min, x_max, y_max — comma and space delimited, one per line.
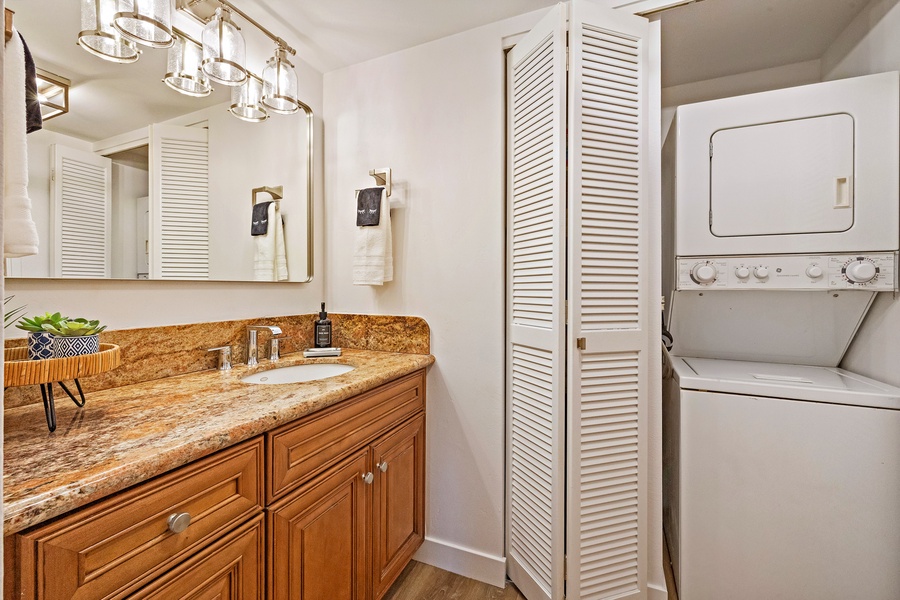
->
27, 332, 55, 360
52, 334, 100, 358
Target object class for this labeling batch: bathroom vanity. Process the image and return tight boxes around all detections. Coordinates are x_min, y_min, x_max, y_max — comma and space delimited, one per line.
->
3, 350, 431, 600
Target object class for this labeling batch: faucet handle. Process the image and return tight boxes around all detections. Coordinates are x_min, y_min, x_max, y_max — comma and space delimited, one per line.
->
269, 336, 291, 361
207, 346, 233, 371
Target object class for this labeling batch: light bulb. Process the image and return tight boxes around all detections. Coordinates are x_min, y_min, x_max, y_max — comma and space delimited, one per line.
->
201, 7, 247, 86
113, 0, 174, 48
78, 0, 141, 63
230, 78, 268, 122
261, 47, 299, 114
164, 36, 212, 97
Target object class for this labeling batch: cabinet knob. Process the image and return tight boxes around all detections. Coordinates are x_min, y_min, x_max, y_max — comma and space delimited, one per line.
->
377, 461, 388, 472
362, 472, 374, 485
167, 512, 191, 534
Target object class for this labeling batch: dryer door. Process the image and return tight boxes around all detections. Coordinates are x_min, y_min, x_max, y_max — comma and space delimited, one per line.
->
710, 114, 854, 238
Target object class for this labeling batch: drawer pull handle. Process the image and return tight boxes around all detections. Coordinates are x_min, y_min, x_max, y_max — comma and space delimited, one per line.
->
377, 461, 388, 472
167, 512, 192, 534
362, 472, 374, 485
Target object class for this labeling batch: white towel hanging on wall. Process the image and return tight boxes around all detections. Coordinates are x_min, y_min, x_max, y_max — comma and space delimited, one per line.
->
3, 27, 40, 258
353, 187, 392, 285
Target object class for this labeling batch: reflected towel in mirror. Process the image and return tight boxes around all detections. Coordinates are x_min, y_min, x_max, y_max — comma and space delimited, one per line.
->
253, 201, 288, 281
4, 27, 40, 258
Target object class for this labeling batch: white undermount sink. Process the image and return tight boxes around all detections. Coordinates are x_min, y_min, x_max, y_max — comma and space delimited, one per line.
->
240, 363, 355, 384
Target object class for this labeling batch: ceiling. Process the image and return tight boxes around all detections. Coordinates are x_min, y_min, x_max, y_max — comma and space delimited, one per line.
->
657, 0, 869, 88
9, 0, 871, 141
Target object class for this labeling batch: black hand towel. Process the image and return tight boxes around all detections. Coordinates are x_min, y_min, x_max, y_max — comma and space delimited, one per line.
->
356, 187, 383, 226
20, 32, 42, 134
251, 200, 273, 236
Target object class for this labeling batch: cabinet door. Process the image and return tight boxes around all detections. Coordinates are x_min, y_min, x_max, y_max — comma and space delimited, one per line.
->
371, 415, 426, 599
268, 450, 370, 600
130, 515, 264, 600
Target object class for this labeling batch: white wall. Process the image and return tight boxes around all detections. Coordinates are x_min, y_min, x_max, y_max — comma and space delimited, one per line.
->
323, 11, 545, 586
5, 58, 326, 336
819, 0, 900, 385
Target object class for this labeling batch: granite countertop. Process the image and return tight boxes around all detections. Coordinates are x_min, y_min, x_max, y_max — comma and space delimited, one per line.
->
3, 349, 434, 536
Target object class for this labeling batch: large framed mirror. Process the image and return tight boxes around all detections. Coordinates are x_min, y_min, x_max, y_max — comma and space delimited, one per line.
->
5, 0, 313, 282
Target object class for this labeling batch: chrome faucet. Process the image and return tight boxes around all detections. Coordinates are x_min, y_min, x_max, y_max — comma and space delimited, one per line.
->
247, 325, 283, 366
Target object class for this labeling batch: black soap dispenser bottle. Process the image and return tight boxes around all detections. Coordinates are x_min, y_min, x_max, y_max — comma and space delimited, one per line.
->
315, 302, 332, 348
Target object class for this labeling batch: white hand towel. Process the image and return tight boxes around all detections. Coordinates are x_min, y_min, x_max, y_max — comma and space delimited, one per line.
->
253, 202, 289, 281
3, 28, 40, 258
353, 187, 393, 285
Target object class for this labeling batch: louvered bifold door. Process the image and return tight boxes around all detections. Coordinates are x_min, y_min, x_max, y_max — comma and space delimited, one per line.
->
51, 144, 112, 278
149, 125, 210, 279
565, 2, 652, 599
506, 5, 567, 600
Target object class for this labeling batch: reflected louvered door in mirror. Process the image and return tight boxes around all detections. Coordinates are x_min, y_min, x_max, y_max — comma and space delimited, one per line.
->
150, 125, 210, 279
506, 5, 567, 600
51, 144, 112, 278
507, 2, 653, 599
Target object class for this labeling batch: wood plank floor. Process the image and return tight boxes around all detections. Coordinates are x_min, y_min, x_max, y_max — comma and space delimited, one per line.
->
386, 552, 678, 600
383, 561, 526, 600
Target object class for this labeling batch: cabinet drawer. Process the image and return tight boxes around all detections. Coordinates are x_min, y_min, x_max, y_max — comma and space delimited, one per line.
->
130, 515, 264, 600
268, 369, 425, 501
16, 437, 264, 600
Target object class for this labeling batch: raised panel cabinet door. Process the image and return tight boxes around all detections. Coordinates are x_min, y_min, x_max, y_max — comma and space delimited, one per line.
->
371, 415, 426, 600
268, 450, 370, 600
130, 515, 264, 600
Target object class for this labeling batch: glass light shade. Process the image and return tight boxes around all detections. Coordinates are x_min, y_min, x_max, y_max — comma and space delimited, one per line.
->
202, 7, 247, 86
261, 48, 299, 114
113, 0, 174, 48
230, 78, 268, 122
164, 36, 212, 97
78, 0, 141, 63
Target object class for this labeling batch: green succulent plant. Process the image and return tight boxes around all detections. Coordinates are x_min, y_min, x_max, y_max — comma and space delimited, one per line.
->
4, 296, 27, 329
41, 317, 106, 337
16, 312, 67, 333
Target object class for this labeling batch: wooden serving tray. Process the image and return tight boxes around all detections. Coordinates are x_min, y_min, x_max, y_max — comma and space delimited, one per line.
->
4, 344, 121, 388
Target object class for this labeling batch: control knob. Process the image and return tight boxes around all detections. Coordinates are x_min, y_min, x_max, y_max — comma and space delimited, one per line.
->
844, 259, 878, 284
734, 266, 751, 280
753, 266, 769, 279
690, 263, 718, 285
805, 265, 824, 279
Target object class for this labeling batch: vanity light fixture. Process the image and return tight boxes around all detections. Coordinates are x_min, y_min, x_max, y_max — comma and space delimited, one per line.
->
201, 6, 247, 86
164, 35, 212, 97
77, 0, 304, 123
78, 0, 141, 63
230, 76, 268, 122
112, 0, 175, 48
35, 69, 71, 121
261, 44, 299, 114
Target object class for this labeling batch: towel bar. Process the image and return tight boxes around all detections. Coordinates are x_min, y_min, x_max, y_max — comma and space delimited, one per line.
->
252, 185, 283, 205
368, 168, 392, 197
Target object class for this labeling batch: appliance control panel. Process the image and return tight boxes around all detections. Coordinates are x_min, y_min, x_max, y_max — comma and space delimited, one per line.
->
676, 252, 898, 291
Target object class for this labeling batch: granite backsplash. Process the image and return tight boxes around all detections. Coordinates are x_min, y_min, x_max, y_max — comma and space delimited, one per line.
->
4, 313, 430, 408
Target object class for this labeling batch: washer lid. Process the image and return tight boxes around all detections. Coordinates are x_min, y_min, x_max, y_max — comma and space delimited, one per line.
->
673, 356, 900, 410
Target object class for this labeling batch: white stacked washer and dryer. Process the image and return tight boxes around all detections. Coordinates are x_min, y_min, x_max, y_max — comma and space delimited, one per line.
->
662, 71, 900, 600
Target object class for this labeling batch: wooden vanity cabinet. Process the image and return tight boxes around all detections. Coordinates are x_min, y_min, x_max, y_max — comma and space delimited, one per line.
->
5, 368, 427, 600
267, 370, 427, 600
10, 437, 264, 600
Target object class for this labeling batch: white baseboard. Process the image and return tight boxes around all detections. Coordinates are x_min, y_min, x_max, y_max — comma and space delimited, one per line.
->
413, 535, 507, 588
648, 582, 670, 600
